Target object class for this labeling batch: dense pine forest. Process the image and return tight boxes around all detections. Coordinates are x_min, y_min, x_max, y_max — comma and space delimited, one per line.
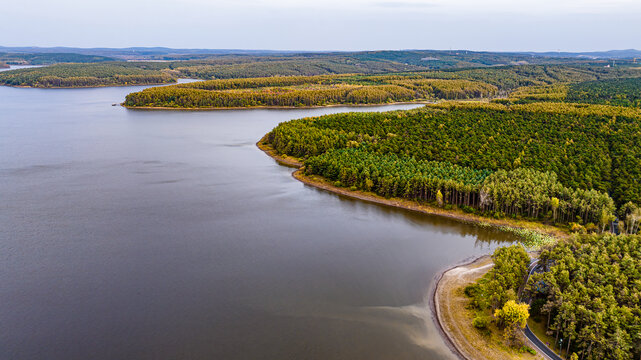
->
505, 77, 641, 108
525, 234, 641, 360
123, 65, 641, 108
0, 63, 176, 87
123, 73, 499, 108
566, 78, 641, 107
266, 102, 641, 226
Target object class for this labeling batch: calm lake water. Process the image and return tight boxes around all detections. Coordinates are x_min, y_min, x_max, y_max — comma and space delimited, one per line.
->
0, 83, 518, 359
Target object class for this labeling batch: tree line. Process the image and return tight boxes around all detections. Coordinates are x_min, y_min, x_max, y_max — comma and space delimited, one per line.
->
0, 63, 176, 87
268, 102, 641, 209
301, 148, 614, 225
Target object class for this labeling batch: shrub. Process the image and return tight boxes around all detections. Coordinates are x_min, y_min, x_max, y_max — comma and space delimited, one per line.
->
472, 316, 488, 329
519, 346, 536, 355
569, 222, 586, 234
464, 283, 481, 298
585, 222, 598, 233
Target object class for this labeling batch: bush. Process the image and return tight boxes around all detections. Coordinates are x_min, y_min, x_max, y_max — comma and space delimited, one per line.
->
464, 283, 481, 298
569, 222, 586, 234
472, 316, 488, 329
519, 346, 536, 355
585, 222, 598, 233
462, 205, 476, 214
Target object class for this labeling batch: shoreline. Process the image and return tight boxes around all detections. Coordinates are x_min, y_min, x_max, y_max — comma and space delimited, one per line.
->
123, 100, 433, 111
0, 81, 177, 89
430, 255, 489, 360
256, 138, 567, 240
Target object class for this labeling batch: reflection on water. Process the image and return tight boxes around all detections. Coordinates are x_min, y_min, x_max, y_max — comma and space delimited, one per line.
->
313, 186, 519, 248
0, 84, 515, 360
0, 64, 44, 72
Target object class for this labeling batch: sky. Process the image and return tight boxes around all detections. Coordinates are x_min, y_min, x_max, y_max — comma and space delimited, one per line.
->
1, 0, 640, 52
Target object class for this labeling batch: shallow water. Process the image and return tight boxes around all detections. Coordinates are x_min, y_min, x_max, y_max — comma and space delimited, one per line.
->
0, 84, 518, 359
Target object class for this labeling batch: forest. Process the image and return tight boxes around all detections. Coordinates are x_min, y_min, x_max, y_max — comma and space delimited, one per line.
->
504, 77, 641, 108
0, 63, 176, 87
525, 234, 641, 360
123, 65, 641, 108
268, 102, 641, 211
566, 78, 641, 107
123, 74, 499, 108
2, 48, 640, 90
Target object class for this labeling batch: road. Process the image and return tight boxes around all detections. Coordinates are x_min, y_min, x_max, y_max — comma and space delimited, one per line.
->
521, 260, 564, 360
524, 325, 563, 360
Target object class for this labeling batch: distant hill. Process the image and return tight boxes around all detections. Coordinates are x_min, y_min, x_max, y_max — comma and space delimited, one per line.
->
0, 46, 297, 60
0, 52, 115, 65
1, 47, 638, 88
1, 46, 639, 61
522, 49, 641, 59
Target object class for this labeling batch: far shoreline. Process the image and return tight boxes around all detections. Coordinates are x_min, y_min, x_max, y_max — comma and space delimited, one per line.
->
122, 100, 433, 111
0, 81, 176, 89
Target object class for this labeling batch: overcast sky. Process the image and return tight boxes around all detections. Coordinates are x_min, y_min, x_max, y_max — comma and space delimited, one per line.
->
1, 0, 639, 52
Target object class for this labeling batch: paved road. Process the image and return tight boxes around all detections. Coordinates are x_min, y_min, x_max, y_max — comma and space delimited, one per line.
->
521, 260, 564, 360
524, 325, 563, 360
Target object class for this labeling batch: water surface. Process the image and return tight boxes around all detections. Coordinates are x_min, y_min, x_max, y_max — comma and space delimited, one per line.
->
0, 84, 518, 359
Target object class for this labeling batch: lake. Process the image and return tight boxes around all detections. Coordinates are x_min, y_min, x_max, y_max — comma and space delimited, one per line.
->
0, 83, 517, 359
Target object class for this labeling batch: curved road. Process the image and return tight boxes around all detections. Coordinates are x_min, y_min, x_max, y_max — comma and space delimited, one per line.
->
521, 260, 563, 360
524, 325, 562, 360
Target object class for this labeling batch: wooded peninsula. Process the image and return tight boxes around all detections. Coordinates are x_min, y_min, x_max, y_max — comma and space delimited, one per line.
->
123, 65, 641, 108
